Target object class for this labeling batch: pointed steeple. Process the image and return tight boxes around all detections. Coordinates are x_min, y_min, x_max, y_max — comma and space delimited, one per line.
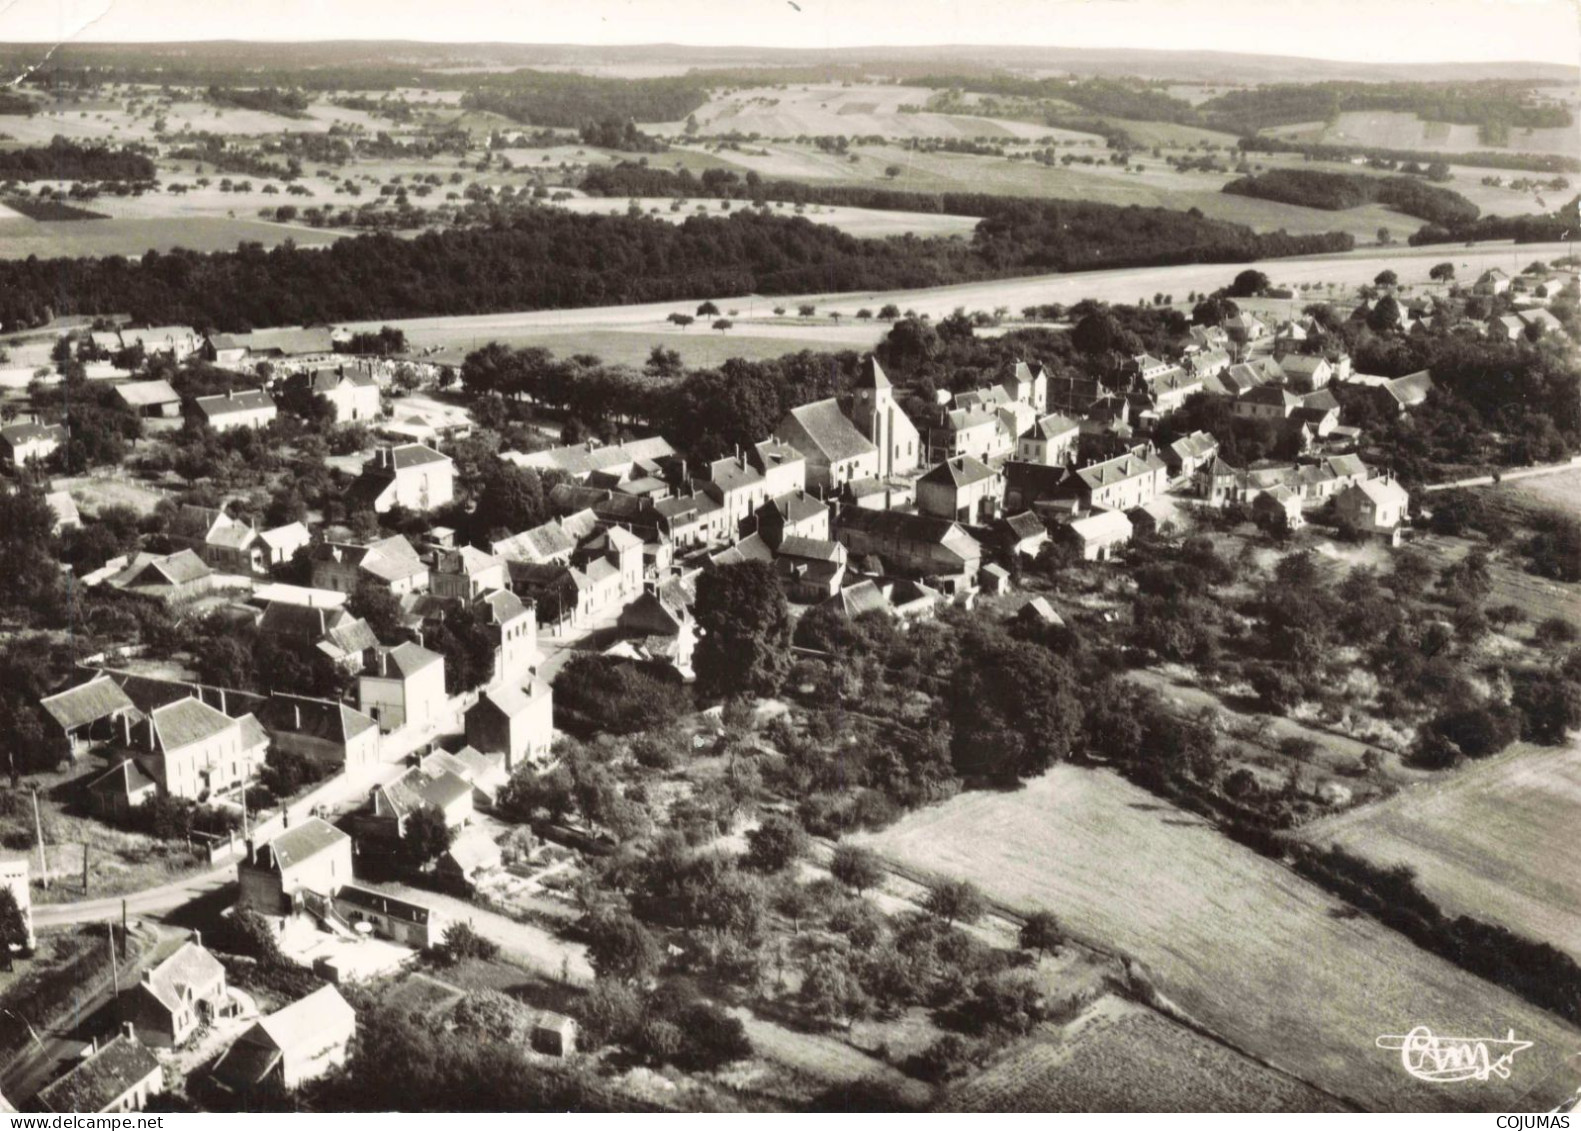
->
857, 354, 891, 390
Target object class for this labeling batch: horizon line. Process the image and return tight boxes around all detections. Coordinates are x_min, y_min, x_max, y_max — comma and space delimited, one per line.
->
0, 38, 1571, 71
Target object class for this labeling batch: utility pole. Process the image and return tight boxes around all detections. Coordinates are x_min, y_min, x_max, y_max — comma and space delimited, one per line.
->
31, 788, 47, 890
108, 919, 119, 997
82, 843, 89, 895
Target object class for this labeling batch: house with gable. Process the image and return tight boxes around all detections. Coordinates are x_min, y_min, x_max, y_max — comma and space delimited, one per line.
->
349, 444, 454, 513
754, 490, 830, 548
259, 693, 381, 772
750, 439, 807, 497
310, 535, 429, 596
120, 940, 230, 1048
237, 817, 353, 916
916, 455, 1001, 524
190, 388, 277, 432
127, 696, 269, 801
168, 505, 264, 574
357, 642, 446, 732
1336, 476, 1410, 540
39, 674, 139, 763
288, 368, 382, 423
113, 379, 182, 418
834, 508, 982, 591
0, 421, 66, 465
212, 984, 355, 1094
1016, 413, 1080, 467
465, 681, 554, 769
430, 545, 507, 601
32, 1033, 162, 1113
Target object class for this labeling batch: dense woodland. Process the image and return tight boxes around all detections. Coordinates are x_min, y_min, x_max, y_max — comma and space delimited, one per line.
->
0, 136, 155, 182
1222, 168, 1481, 226
0, 203, 1350, 332
205, 85, 312, 118
459, 72, 709, 129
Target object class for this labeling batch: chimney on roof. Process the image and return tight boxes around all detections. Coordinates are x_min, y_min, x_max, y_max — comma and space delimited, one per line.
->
140, 969, 153, 987
293, 702, 302, 730
192, 929, 201, 948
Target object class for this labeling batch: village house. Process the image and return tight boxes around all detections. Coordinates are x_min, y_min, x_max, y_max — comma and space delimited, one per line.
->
464, 681, 554, 770
168, 505, 265, 574
333, 885, 446, 950
202, 326, 337, 365
124, 696, 269, 802
430, 546, 507, 601
694, 454, 769, 529
754, 490, 830, 548
1015, 413, 1080, 467
992, 511, 1050, 562
834, 508, 982, 591
1278, 354, 1335, 392
616, 588, 696, 678
928, 405, 1012, 466
311, 535, 429, 596
421, 746, 508, 808
1223, 311, 1268, 343
506, 437, 675, 483
258, 693, 381, 773
0, 421, 66, 465
493, 519, 580, 566
1135, 365, 1203, 413
258, 521, 312, 568
113, 379, 182, 418
773, 536, 848, 603
120, 940, 230, 1049
211, 985, 356, 1095
87, 760, 159, 820
1057, 510, 1133, 562
1252, 485, 1305, 531
357, 642, 446, 732
1164, 431, 1219, 480
916, 455, 1002, 524
1185, 347, 1232, 383
750, 439, 807, 497
106, 549, 217, 605
1235, 384, 1303, 421
1070, 448, 1169, 512
288, 368, 383, 423
1336, 476, 1411, 539
1473, 268, 1511, 296
237, 817, 354, 916
32, 1032, 162, 1114
349, 444, 454, 513
190, 388, 278, 432
117, 325, 201, 361
371, 766, 474, 835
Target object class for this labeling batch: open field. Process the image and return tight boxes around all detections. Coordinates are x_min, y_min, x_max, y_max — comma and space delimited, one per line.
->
1490, 465, 1581, 515
940, 995, 1348, 1112
1302, 737, 1581, 962
855, 765, 1581, 1112
418, 322, 898, 368
549, 195, 980, 238
52, 473, 173, 517
641, 83, 1083, 142
1407, 530, 1581, 627
1264, 112, 1581, 158
345, 239, 1578, 352
0, 215, 343, 259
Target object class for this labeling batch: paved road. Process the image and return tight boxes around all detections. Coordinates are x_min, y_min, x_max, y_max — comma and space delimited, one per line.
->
0, 924, 181, 1105
376, 881, 593, 986
1423, 457, 1581, 492
32, 867, 236, 928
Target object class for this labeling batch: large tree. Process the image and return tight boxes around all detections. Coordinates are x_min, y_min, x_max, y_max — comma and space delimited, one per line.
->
949, 626, 1082, 785
694, 560, 792, 700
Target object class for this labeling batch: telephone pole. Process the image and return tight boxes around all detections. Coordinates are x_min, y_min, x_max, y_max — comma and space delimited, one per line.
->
31, 788, 47, 890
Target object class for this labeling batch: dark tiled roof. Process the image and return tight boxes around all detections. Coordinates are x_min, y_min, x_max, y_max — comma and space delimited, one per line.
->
40, 676, 135, 732
779, 399, 875, 464
259, 818, 349, 873
35, 1037, 160, 1113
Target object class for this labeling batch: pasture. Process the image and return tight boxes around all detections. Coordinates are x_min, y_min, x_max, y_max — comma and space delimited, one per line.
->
1302, 737, 1581, 962
855, 764, 1581, 1112
940, 995, 1347, 1112
1490, 465, 1581, 516
0, 215, 342, 259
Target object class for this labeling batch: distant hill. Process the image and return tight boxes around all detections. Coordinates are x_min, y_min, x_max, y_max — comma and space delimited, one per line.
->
0, 40, 1572, 86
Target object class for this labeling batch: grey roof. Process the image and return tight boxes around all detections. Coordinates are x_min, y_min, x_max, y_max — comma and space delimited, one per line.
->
140, 942, 225, 1014
919, 455, 996, 489
150, 697, 235, 753
779, 399, 876, 463
366, 641, 443, 678
194, 388, 275, 417
0, 421, 65, 446
259, 818, 349, 872
1074, 451, 1166, 492
259, 694, 377, 744
253, 984, 356, 1054
41, 675, 135, 732
35, 1036, 160, 1113
113, 379, 180, 407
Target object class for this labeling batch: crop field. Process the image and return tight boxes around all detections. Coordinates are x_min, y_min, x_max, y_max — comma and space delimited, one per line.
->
549, 195, 980, 238
1302, 737, 1581, 961
940, 996, 1347, 1112
1264, 111, 1581, 158
1406, 529, 1580, 627
855, 764, 1581, 1112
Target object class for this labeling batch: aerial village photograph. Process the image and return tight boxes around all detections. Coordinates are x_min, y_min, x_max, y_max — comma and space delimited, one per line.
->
0, 0, 1577, 1116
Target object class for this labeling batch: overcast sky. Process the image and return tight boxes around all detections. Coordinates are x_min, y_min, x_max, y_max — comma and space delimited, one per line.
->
0, 0, 1578, 66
